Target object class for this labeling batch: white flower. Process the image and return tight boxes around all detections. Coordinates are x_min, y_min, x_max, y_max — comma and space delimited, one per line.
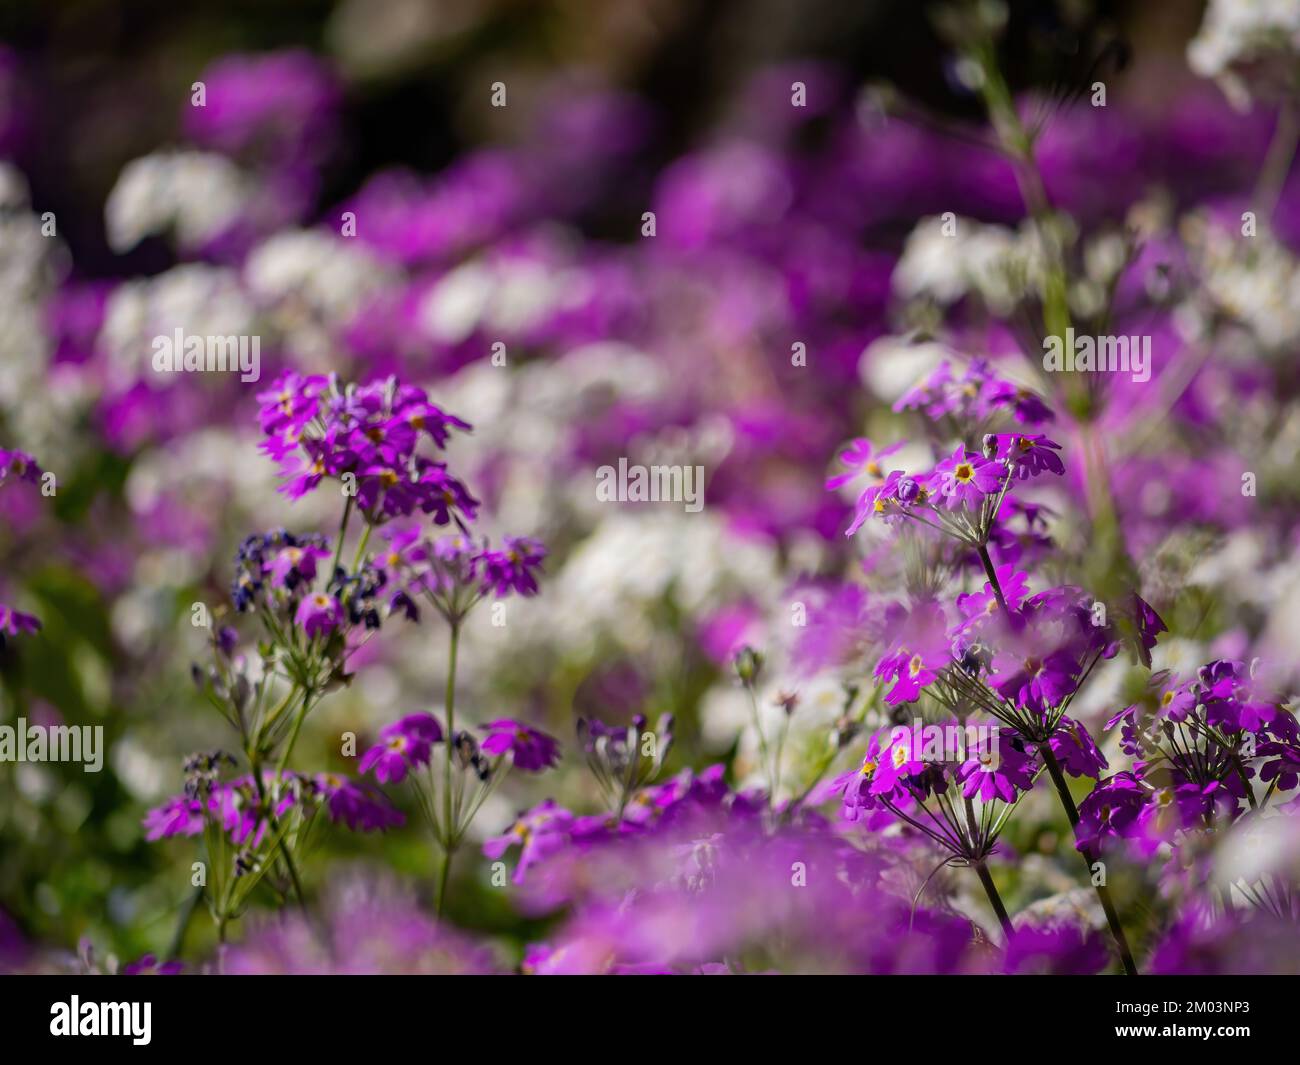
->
245, 228, 388, 319
99, 264, 256, 383
1179, 212, 1300, 353
893, 215, 1042, 315
105, 150, 250, 252
1188, 0, 1300, 106
417, 253, 589, 343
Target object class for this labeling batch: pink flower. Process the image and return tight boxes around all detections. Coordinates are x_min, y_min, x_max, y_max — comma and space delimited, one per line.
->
295, 592, 343, 638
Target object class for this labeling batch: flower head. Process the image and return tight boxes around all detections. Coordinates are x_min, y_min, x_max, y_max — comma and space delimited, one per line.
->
359, 713, 443, 784
479, 719, 560, 772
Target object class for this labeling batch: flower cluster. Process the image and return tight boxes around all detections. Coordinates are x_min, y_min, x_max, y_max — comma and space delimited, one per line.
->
257, 372, 477, 526
1079, 659, 1297, 854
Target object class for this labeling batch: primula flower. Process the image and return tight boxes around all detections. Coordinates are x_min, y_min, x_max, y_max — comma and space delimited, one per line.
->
359, 713, 444, 784
478, 537, 547, 598
933, 444, 1004, 510
825, 438, 905, 490
121, 954, 184, 976
990, 433, 1065, 479
142, 795, 206, 841
257, 371, 477, 526
844, 469, 909, 535
957, 731, 1035, 803
0, 449, 41, 487
1258, 742, 1300, 793
295, 591, 343, 638
824, 729, 906, 818
484, 800, 575, 882
954, 565, 1029, 633
871, 728, 933, 794
0, 604, 40, 643
872, 599, 950, 705
268, 542, 331, 589
1000, 924, 1108, 975
312, 773, 405, 831
479, 719, 561, 772
1074, 773, 1149, 852
1047, 717, 1109, 779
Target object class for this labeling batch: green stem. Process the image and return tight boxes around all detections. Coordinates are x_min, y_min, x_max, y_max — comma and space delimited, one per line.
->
329, 496, 354, 578
436, 845, 455, 919
438, 621, 461, 916
351, 522, 373, 572
1040, 745, 1139, 975
251, 745, 307, 908
167, 884, 203, 959
275, 689, 314, 780
973, 860, 1013, 937
976, 543, 1009, 615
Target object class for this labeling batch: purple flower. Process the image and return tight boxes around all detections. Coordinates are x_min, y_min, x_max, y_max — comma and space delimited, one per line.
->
957, 731, 1035, 803
294, 592, 343, 638
825, 438, 905, 490
183, 50, 341, 171
484, 800, 575, 881
990, 639, 1081, 713
0, 604, 40, 643
933, 444, 1004, 510
142, 796, 206, 841
1001, 924, 1108, 975
1259, 742, 1300, 792
477, 537, 546, 598
991, 433, 1065, 479
313, 773, 405, 831
1047, 717, 1109, 779
0, 449, 41, 487
844, 469, 909, 534
479, 719, 560, 772
121, 954, 184, 976
1075, 773, 1149, 852
954, 565, 1029, 634
359, 713, 443, 784
268, 542, 331, 589
222, 873, 497, 974
871, 600, 949, 705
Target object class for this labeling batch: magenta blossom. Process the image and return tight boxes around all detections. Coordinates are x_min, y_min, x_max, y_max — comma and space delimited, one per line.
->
359, 713, 443, 784
0, 604, 40, 642
957, 732, 1036, 803
933, 444, 1004, 511
268, 542, 331, 589
478, 537, 547, 598
295, 592, 343, 638
826, 438, 905, 490
479, 719, 561, 772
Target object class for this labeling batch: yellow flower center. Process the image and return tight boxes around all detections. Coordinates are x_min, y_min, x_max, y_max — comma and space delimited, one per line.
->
954, 462, 974, 482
